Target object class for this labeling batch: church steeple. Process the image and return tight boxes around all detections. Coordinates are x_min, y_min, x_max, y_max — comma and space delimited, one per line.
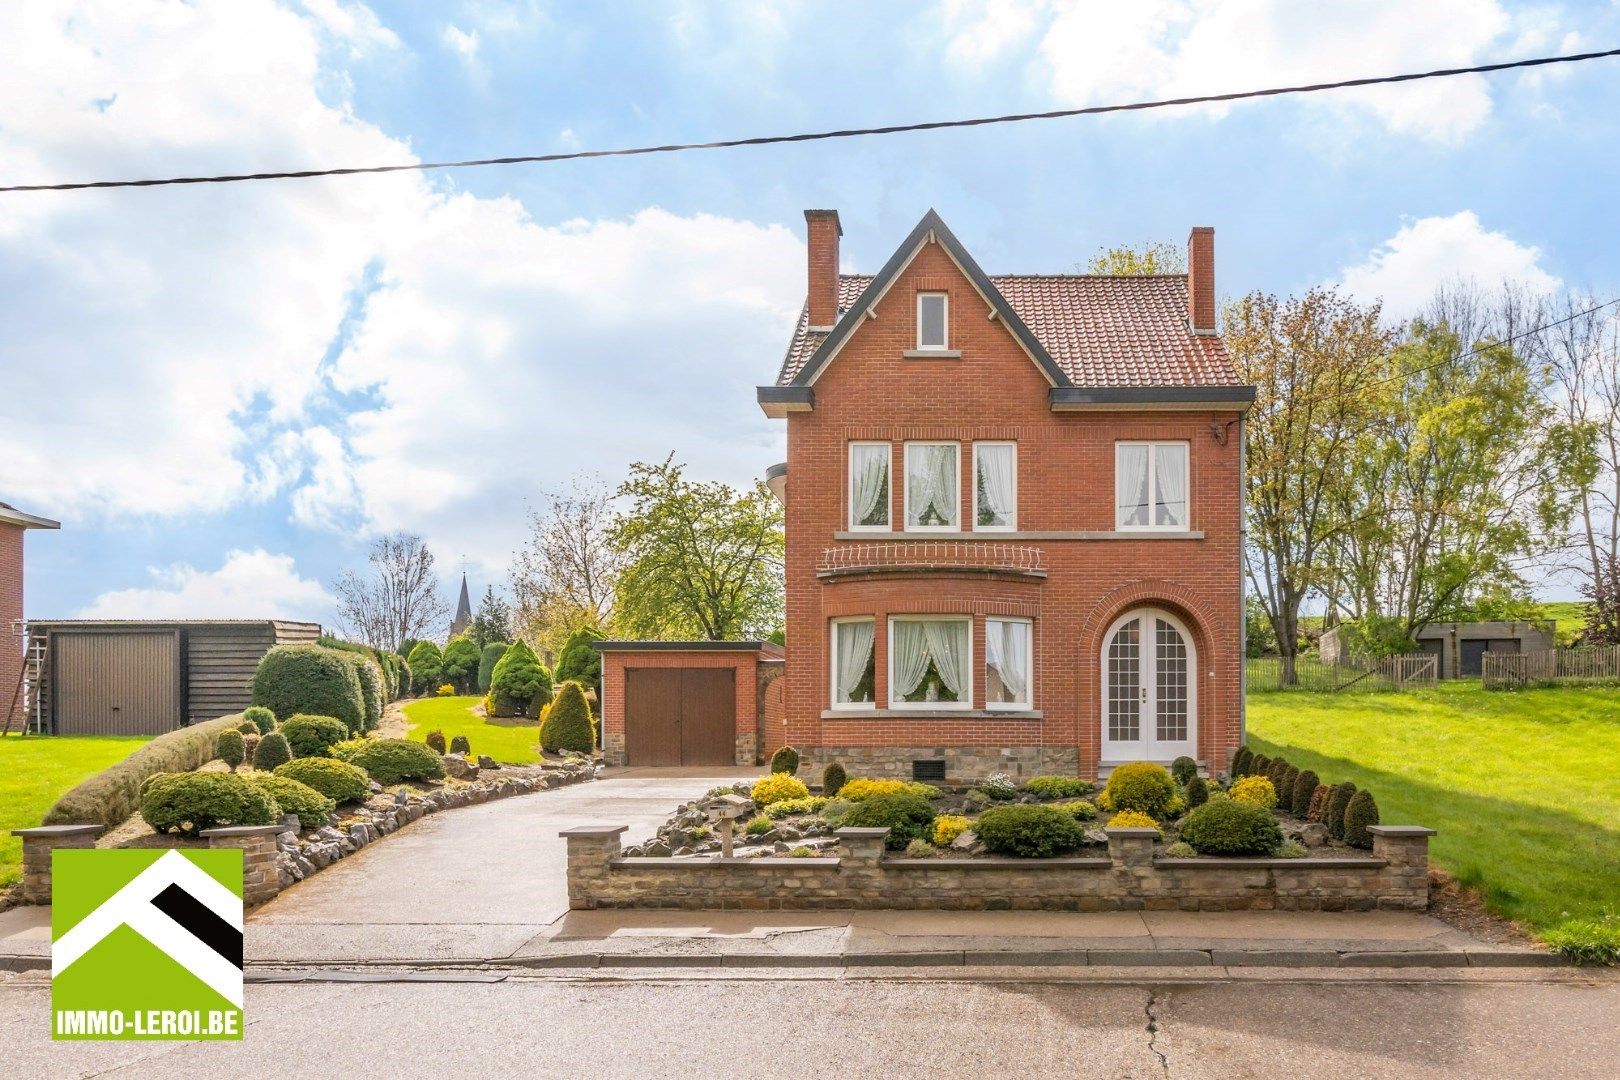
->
450, 572, 473, 638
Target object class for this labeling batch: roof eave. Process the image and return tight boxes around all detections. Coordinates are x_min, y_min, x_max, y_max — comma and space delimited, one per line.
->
0, 506, 61, 530
1049, 386, 1257, 412
757, 385, 814, 418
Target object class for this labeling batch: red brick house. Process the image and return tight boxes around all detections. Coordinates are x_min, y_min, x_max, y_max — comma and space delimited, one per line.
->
756, 210, 1254, 781
1, 500, 60, 730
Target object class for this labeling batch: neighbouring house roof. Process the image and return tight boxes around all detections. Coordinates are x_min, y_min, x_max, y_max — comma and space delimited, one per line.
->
0, 501, 61, 530
592, 640, 785, 657
774, 210, 1245, 391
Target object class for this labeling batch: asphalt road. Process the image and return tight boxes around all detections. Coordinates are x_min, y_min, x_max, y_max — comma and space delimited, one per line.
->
3, 971, 1617, 1078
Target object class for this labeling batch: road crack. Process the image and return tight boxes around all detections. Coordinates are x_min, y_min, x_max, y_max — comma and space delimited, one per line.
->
1144, 988, 1170, 1077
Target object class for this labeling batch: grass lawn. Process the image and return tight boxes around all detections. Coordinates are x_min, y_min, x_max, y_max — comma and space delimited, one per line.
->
402, 695, 541, 764
1537, 600, 1588, 646
0, 734, 151, 888
1248, 681, 1620, 958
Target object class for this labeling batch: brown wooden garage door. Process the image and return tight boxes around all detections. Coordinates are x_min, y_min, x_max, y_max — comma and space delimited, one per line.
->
55, 631, 182, 735
623, 667, 735, 766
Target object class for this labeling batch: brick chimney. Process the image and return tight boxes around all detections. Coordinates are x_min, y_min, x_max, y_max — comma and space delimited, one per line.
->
804, 209, 842, 330
1187, 226, 1216, 335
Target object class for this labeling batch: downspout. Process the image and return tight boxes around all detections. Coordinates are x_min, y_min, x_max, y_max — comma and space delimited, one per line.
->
1237, 414, 1247, 756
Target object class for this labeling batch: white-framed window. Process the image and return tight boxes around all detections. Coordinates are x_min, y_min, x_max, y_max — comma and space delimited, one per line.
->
830, 617, 876, 708
904, 441, 959, 530
985, 617, 1032, 709
847, 442, 891, 531
973, 441, 1017, 531
1116, 441, 1190, 531
916, 292, 948, 350
888, 616, 972, 709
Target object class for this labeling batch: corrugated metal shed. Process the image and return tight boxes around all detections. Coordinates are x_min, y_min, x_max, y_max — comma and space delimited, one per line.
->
25, 620, 321, 734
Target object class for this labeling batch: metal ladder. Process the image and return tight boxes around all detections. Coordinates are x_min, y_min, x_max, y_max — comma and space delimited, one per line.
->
2, 622, 46, 736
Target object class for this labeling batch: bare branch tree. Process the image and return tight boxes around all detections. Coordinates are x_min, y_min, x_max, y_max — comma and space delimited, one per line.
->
509, 477, 626, 657
331, 533, 451, 651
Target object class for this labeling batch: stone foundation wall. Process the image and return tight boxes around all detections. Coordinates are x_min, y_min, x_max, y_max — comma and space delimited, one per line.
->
799, 745, 1080, 783
562, 825, 1434, 913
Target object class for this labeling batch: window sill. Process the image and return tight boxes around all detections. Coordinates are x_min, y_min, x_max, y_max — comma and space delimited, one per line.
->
821, 708, 1043, 720
902, 349, 962, 359
831, 530, 1203, 541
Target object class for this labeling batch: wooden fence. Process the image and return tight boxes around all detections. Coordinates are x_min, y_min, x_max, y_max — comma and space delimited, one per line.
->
1247, 652, 1437, 693
1482, 646, 1620, 689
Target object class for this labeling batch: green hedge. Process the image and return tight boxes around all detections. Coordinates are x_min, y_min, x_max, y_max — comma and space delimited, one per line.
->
43, 714, 246, 828
141, 772, 280, 837
341, 652, 384, 732
252, 644, 365, 733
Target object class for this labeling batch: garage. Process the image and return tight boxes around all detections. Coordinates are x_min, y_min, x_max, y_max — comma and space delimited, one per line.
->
594, 640, 785, 767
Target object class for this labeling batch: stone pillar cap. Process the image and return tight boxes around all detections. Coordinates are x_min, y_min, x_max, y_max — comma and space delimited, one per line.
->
1103, 827, 1161, 838
12, 824, 105, 838
1366, 825, 1436, 837
558, 825, 628, 839
833, 827, 891, 838
200, 825, 285, 838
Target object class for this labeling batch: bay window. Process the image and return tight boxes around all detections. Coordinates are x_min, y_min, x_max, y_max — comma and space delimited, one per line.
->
848, 442, 890, 530
973, 442, 1017, 530
1116, 441, 1189, 530
830, 618, 876, 707
889, 616, 971, 709
985, 617, 1032, 709
904, 441, 959, 530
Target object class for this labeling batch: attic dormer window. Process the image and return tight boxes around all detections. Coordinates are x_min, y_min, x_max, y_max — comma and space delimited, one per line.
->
916, 292, 948, 350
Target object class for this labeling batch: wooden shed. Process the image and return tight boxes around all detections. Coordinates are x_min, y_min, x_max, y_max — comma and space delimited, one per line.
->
23, 620, 320, 735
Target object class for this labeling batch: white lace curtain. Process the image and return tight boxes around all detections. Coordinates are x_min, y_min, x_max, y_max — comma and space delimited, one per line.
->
1154, 443, 1187, 527
976, 443, 1016, 526
1116, 444, 1151, 527
906, 444, 958, 527
985, 619, 1028, 703
892, 620, 969, 700
835, 620, 874, 703
850, 444, 888, 527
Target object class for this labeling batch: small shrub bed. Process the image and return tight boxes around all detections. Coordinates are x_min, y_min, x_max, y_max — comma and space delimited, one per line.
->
274, 758, 371, 805
280, 714, 350, 758
1023, 775, 1092, 799
975, 805, 1087, 857
840, 793, 936, 850
141, 773, 280, 837
837, 778, 937, 802
247, 774, 335, 827
340, 739, 446, 784
1179, 797, 1283, 856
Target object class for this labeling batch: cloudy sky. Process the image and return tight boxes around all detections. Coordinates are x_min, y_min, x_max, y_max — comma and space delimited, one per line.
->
3, 0, 1616, 624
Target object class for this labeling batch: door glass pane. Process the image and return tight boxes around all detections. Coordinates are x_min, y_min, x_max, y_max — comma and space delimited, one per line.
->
1107, 621, 1141, 742
1155, 618, 1188, 742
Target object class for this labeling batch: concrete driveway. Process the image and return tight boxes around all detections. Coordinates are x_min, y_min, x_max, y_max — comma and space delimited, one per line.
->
246, 766, 754, 964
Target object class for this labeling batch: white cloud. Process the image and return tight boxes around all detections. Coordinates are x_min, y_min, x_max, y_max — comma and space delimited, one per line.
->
77, 549, 334, 621
441, 23, 479, 61
1337, 211, 1562, 318
943, 0, 1561, 143
299, 0, 400, 55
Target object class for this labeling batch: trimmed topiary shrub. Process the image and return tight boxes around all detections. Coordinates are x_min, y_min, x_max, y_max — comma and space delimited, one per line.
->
770, 746, 800, 776
1179, 797, 1284, 856
216, 730, 245, 772
280, 714, 351, 759
489, 640, 552, 718
1170, 756, 1198, 785
1230, 775, 1278, 810
822, 762, 847, 797
1290, 770, 1320, 817
477, 642, 509, 694
1103, 762, 1177, 819
243, 732, 260, 760
342, 739, 446, 784
243, 706, 276, 735
274, 757, 370, 805
449, 734, 470, 755
1185, 775, 1209, 810
407, 640, 443, 695
1327, 783, 1357, 840
840, 793, 936, 850
342, 653, 384, 732
247, 774, 335, 828
975, 805, 1087, 857
1231, 746, 1252, 776
554, 627, 604, 690
441, 634, 482, 694
425, 730, 447, 753
236, 718, 259, 736
1307, 784, 1331, 822
141, 773, 280, 837
751, 773, 810, 807
1250, 754, 1271, 777
1343, 789, 1379, 849
1275, 765, 1299, 807
1024, 775, 1092, 799
252, 731, 292, 772
251, 644, 365, 734
540, 680, 594, 753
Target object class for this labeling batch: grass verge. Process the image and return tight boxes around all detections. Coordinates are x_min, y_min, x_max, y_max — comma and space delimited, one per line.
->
402, 695, 541, 764
0, 734, 151, 887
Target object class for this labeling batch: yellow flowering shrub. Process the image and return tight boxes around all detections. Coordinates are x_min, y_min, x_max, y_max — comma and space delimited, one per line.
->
436, 683, 456, 696
1107, 809, 1161, 834
837, 778, 933, 801
750, 772, 810, 807
933, 814, 972, 846
1230, 775, 1278, 810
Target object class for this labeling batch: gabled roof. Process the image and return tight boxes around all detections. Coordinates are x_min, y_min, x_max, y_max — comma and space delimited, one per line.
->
772, 211, 1245, 391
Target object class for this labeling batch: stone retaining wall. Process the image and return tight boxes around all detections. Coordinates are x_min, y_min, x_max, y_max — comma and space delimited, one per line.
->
562, 824, 1434, 912
799, 745, 1081, 782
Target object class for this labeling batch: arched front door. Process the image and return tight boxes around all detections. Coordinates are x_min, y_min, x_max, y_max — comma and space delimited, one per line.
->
1101, 607, 1197, 764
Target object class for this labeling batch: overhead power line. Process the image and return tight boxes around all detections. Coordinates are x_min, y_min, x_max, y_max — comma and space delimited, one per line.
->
3, 46, 1618, 194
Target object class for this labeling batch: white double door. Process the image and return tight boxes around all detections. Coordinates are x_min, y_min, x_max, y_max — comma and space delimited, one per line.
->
1101, 607, 1196, 763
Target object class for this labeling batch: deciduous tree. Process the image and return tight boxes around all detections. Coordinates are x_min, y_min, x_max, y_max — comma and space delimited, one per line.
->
331, 533, 450, 652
